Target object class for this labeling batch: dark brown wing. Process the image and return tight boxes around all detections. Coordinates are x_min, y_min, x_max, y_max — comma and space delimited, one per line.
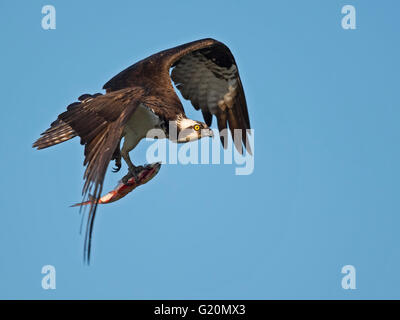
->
169, 40, 251, 154
57, 87, 145, 263
102, 39, 251, 153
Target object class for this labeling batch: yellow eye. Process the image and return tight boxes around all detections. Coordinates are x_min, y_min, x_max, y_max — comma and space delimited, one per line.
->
194, 125, 200, 131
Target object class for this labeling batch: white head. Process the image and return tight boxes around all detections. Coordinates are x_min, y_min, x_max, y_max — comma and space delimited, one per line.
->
174, 117, 214, 143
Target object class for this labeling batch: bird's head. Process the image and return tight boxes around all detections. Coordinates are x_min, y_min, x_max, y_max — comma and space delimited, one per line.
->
176, 118, 214, 143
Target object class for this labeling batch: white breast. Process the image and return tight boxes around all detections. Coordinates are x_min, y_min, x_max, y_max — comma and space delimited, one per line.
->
122, 104, 163, 153
124, 104, 162, 138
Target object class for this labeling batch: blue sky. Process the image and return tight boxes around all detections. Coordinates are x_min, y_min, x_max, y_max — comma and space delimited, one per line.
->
0, 0, 399, 299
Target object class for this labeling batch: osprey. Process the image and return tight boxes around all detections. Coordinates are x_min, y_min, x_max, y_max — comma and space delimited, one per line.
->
33, 38, 251, 263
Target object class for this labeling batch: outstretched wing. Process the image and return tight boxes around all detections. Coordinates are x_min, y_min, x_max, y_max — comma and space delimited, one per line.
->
102, 38, 251, 153
170, 39, 251, 154
56, 87, 145, 263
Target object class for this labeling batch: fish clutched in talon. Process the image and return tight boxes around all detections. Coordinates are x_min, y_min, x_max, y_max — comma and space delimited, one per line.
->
72, 162, 161, 206
33, 38, 251, 263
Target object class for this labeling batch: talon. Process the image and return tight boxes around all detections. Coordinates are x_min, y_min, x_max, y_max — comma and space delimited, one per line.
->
135, 165, 144, 171
122, 165, 144, 184
122, 170, 136, 184
111, 160, 121, 173
122, 173, 132, 184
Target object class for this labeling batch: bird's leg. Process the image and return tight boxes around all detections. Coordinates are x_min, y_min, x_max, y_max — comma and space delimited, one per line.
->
121, 150, 144, 184
111, 142, 122, 173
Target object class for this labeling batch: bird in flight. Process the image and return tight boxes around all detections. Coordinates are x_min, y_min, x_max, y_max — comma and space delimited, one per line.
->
33, 38, 251, 263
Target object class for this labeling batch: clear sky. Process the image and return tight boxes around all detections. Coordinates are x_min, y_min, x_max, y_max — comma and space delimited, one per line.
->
0, 0, 399, 299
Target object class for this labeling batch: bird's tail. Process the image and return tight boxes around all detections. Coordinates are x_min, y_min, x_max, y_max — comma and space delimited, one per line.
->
33, 118, 77, 149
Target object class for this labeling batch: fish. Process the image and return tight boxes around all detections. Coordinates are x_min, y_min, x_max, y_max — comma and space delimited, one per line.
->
72, 162, 161, 206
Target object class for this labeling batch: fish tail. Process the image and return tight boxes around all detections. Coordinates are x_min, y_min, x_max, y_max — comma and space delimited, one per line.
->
70, 200, 92, 207
71, 194, 97, 207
